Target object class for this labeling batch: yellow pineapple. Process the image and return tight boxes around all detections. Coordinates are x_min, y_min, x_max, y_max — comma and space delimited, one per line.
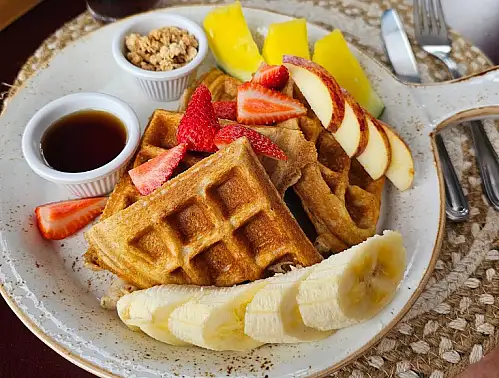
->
263, 19, 310, 65
313, 29, 384, 117
203, 1, 264, 81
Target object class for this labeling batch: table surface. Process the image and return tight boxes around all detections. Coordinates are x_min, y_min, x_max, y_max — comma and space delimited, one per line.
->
1, 0, 498, 377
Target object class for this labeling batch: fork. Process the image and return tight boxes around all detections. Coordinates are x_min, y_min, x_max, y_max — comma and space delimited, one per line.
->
414, 0, 499, 211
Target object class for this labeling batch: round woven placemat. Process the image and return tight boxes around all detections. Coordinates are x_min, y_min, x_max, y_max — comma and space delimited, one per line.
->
4, 1, 499, 377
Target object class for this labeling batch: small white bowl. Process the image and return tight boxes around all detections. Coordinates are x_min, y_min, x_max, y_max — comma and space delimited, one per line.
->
112, 13, 208, 102
22, 93, 140, 197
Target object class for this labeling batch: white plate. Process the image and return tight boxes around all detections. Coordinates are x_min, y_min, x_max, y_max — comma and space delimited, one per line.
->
2, 6, 499, 378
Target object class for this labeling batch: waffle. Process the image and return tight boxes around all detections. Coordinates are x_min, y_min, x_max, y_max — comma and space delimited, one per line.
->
85, 108, 317, 269
85, 138, 322, 288
294, 116, 385, 254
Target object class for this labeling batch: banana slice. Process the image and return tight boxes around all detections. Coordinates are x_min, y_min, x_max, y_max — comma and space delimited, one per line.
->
245, 269, 333, 343
168, 282, 266, 351
117, 285, 201, 345
297, 230, 406, 330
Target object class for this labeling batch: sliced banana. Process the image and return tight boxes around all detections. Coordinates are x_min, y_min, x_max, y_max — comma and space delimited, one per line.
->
297, 230, 406, 330
168, 282, 266, 351
116, 231, 407, 349
245, 268, 333, 343
117, 285, 201, 345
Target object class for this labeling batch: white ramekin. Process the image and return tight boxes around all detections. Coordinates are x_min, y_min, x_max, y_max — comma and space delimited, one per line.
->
111, 13, 208, 102
22, 93, 140, 197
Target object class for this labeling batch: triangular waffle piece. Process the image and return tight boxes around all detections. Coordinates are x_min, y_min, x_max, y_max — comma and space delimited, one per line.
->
251, 126, 316, 196
85, 138, 322, 288
84, 108, 317, 269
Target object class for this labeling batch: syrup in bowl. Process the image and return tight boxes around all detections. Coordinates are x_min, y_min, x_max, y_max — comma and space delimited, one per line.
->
41, 110, 127, 173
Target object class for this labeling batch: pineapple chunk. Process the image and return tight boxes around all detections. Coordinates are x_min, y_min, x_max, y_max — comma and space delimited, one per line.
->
263, 19, 310, 65
313, 30, 384, 118
203, 1, 264, 81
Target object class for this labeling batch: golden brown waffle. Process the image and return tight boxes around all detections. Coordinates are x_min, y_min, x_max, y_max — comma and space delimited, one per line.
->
85, 138, 322, 289
294, 116, 385, 254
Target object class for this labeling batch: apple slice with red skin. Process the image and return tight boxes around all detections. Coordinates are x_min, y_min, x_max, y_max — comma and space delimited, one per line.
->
338, 90, 369, 157
283, 55, 345, 132
356, 115, 391, 180
379, 121, 415, 190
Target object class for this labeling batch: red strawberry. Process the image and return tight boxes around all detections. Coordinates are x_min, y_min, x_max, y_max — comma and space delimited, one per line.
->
214, 124, 287, 160
35, 197, 107, 240
251, 62, 289, 90
213, 101, 237, 121
129, 143, 187, 196
237, 82, 306, 125
177, 85, 220, 152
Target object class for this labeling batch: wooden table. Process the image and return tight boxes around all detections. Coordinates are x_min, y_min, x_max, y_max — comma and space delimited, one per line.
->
0, 0, 498, 376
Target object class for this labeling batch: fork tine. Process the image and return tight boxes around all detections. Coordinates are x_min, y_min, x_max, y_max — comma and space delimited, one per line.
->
427, 0, 438, 34
413, 0, 422, 36
420, 0, 429, 35
433, 0, 449, 38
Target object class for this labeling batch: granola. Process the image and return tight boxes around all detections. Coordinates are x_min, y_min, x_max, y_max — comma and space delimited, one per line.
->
124, 26, 199, 71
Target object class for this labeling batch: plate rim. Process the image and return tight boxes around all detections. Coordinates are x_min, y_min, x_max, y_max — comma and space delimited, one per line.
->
0, 5, 445, 377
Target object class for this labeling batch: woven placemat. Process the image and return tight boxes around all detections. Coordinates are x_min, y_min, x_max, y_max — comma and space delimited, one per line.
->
4, 1, 499, 377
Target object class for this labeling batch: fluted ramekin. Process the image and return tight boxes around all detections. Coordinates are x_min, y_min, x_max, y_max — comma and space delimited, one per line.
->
111, 13, 208, 102
22, 93, 140, 197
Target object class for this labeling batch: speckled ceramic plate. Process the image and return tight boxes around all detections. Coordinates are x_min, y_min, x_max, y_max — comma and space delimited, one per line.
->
2, 6, 499, 378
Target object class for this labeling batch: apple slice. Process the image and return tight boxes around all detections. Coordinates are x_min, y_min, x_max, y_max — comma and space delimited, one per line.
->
283, 55, 345, 132
334, 91, 369, 157
356, 115, 391, 180
379, 122, 414, 190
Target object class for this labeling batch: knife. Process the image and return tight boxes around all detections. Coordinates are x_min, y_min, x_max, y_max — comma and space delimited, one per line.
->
381, 9, 470, 221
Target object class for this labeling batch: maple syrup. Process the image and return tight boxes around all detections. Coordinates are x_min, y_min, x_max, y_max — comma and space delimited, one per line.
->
41, 110, 127, 173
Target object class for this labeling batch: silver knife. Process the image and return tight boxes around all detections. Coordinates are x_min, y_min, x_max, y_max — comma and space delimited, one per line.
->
381, 9, 470, 221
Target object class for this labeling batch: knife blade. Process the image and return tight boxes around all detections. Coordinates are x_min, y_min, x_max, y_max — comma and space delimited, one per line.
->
380, 9, 421, 84
380, 9, 470, 221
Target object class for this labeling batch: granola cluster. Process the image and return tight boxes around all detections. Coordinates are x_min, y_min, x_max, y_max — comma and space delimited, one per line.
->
124, 26, 199, 71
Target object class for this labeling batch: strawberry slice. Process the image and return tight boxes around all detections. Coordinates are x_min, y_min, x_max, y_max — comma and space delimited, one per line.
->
177, 84, 220, 152
129, 143, 187, 196
35, 197, 107, 240
251, 62, 289, 90
237, 82, 306, 125
213, 101, 237, 121
215, 124, 287, 160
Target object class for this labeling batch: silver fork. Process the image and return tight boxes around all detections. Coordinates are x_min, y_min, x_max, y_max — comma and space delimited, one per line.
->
414, 0, 499, 211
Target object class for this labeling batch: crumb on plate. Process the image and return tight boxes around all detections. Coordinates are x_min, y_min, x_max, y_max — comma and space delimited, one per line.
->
100, 278, 138, 310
